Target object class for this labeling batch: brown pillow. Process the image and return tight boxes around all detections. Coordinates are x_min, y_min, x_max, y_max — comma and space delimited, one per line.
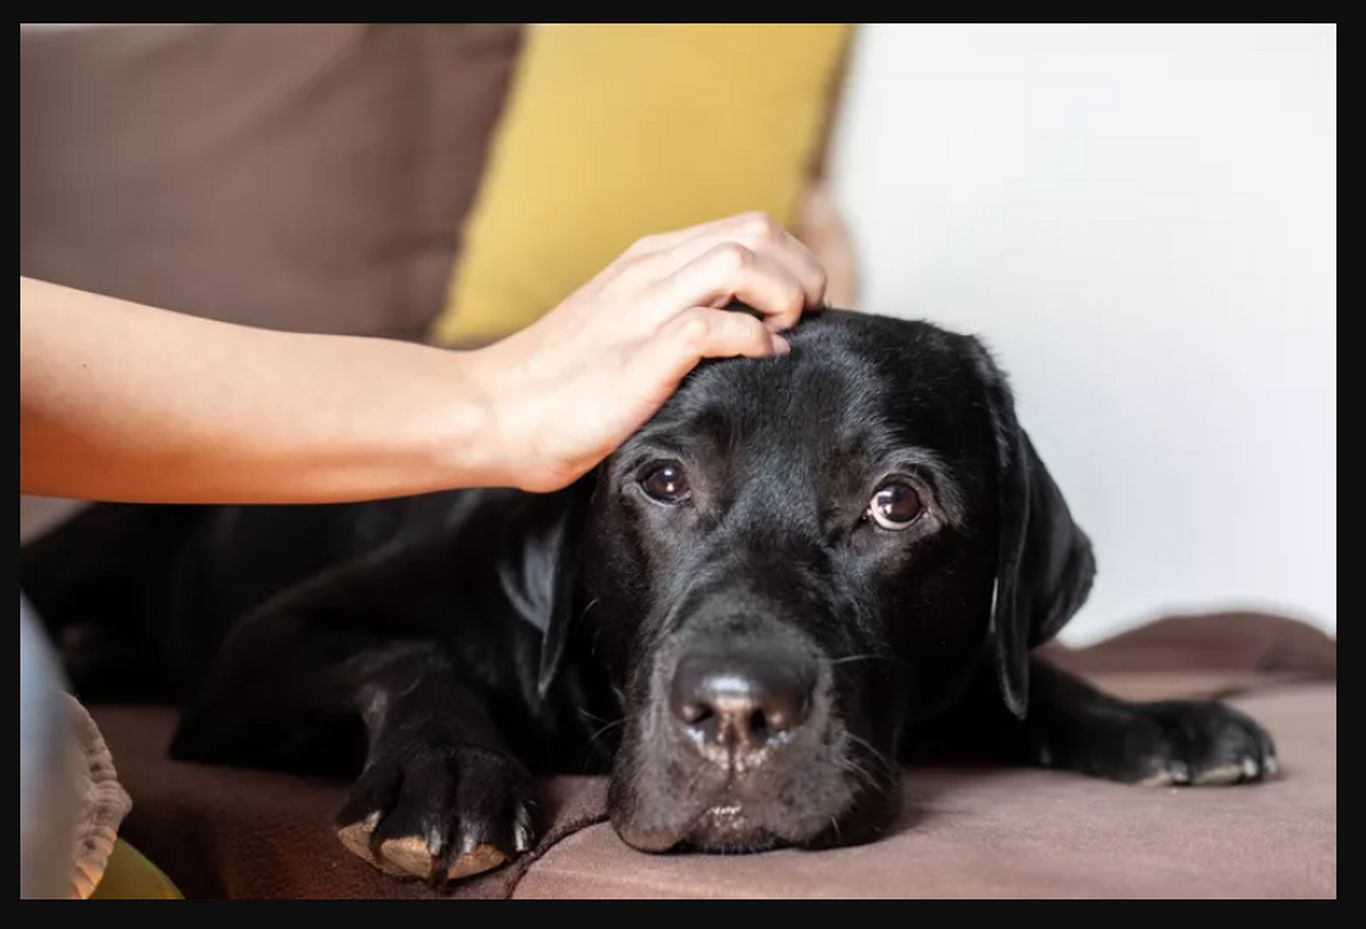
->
20, 24, 522, 340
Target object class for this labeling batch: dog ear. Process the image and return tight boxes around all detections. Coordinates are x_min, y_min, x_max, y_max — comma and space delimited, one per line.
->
497, 474, 597, 701
966, 338, 1096, 720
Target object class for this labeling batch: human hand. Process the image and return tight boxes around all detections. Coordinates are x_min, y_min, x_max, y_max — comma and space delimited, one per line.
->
466, 212, 827, 492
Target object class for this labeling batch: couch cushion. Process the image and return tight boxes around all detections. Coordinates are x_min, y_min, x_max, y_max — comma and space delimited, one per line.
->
89, 614, 1335, 898
513, 682, 1335, 898
20, 24, 521, 340
429, 24, 853, 346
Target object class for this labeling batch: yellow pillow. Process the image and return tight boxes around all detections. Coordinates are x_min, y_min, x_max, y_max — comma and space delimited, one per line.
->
431, 23, 852, 346
89, 840, 183, 899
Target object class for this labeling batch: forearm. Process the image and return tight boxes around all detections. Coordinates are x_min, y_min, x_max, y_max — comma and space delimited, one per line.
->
20, 278, 497, 504
20, 214, 825, 503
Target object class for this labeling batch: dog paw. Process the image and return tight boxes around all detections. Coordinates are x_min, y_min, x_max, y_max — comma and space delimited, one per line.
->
335, 743, 537, 883
1079, 699, 1279, 787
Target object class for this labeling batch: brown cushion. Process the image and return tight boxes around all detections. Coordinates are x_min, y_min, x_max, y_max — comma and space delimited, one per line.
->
91, 613, 1336, 898
515, 684, 1335, 899
20, 24, 521, 340
1044, 611, 1337, 680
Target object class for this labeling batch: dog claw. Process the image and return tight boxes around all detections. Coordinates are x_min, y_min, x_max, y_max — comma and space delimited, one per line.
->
513, 808, 534, 853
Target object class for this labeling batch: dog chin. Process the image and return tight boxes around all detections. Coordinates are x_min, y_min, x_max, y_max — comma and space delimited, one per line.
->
682, 803, 786, 853
618, 819, 798, 856
615, 792, 863, 854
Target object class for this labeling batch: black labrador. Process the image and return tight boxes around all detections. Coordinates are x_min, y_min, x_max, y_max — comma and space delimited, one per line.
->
20, 309, 1277, 882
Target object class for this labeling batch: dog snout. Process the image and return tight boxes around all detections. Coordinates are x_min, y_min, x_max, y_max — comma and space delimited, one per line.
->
668, 648, 815, 756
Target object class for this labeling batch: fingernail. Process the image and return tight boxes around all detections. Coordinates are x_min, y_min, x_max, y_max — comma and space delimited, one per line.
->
773, 335, 791, 355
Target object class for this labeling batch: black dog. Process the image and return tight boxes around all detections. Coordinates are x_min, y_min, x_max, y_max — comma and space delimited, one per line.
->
20, 309, 1277, 882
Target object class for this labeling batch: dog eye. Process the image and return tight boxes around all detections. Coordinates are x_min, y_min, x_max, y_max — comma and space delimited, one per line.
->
867, 481, 923, 530
641, 464, 690, 504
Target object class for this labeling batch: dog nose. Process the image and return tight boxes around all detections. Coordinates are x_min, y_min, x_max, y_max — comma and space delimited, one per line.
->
669, 649, 815, 753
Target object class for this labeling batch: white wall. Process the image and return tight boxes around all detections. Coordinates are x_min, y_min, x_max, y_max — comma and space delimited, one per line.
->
830, 24, 1336, 645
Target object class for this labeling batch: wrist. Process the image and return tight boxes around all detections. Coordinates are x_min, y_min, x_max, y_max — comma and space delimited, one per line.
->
418, 345, 511, 491
454, 338, 577, 494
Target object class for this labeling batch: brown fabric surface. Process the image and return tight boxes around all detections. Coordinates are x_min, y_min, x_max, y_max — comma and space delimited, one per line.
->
91, 705, 605, 900
20, 23, 521, 340
514, 684, 1335, 898
1044, 611, 1337, 680
91, 613, 1336, 898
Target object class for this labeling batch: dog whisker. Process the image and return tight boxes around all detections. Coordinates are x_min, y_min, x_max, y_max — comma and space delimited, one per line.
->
587, 717, 626, 746
843, 732, 899, 787
836, 754, 894, 794
829, 653, 914, 674
576, 707, 614, 726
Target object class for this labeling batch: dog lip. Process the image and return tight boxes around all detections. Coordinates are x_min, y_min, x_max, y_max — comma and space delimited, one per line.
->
685, 801, 788, 853
680, 792, 752, 840
691, 801, 758, 843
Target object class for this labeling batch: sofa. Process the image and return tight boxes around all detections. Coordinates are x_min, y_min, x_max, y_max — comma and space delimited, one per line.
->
19, 24, 1336, 899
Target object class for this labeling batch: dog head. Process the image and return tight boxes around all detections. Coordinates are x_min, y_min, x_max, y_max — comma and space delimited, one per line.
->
543, 310, 1094, 852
